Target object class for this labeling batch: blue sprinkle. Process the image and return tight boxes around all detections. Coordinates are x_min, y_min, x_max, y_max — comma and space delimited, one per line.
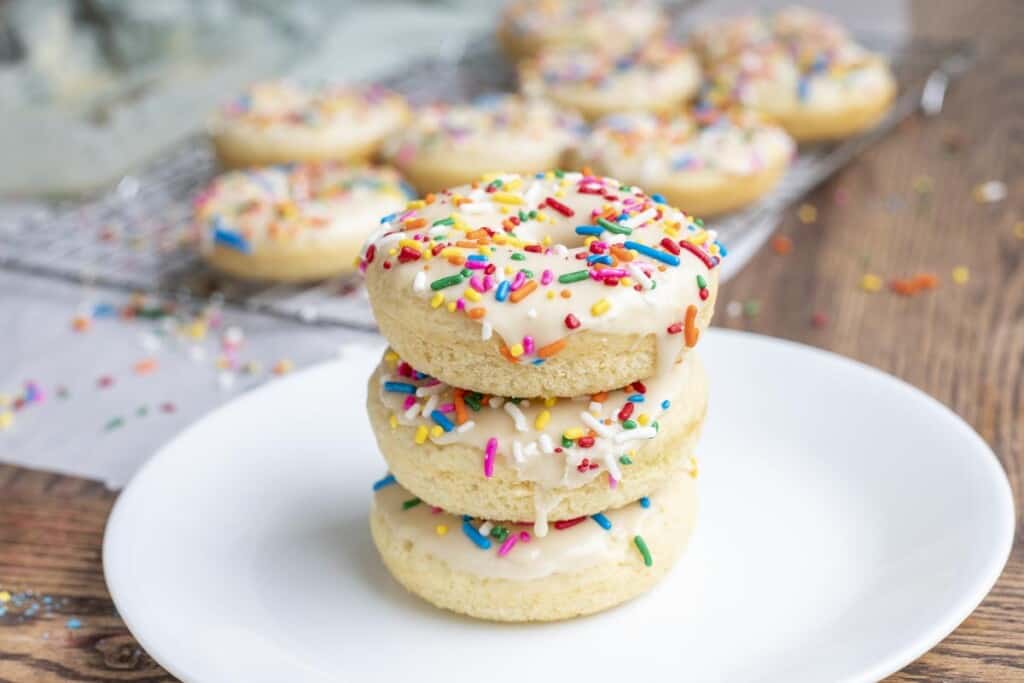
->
591, 513, 612, 530
92, 303, 117, 318
399, 181, 417, 199
380, 212, 398, 224
622, 240, 680, 266
531, 358, 545, 366
495, 280, 511, 302
575, 225, 604, 236
431, 410, 454, 432
467, 254, 488, 261
66, 618, 82, 630
383, 381, 417, 395
797, 78, 810, 102
651, 193, 666, 204
661, 399, 671, 409
587, 254, 613, 266
372, 474, 396, 491
628, 394, 644, 403
715, 241, 728, 257
213, 224, 251, 254
640, 497, 650, 508
462, 517, 492, 549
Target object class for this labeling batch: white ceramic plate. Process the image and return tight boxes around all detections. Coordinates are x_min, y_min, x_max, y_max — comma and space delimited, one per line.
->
104, 330, 1015, 683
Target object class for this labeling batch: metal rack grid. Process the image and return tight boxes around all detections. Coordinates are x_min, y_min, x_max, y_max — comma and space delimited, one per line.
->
0, 32, 974, 331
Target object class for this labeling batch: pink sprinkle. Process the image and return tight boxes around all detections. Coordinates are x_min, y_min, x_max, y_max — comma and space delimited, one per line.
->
498, 534, 519, 557
510, 271, 526, 291
431, 506, 443, 514
465, 260, 487, 271
484, 437, 498, 478
402, 395, 417, 410
540, 269, 553, 285
522, 336, 535, 354
519, 531, 531, 542
592, 268, 628, 280
456, 298, 466, 311
608, 473, 618, 489
437, 402, 455, 413
470, 275, 487, 292
483, 274, 496, 291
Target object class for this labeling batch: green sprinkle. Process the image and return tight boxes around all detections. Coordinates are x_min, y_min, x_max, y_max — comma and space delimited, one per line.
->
622, 419, 637, 430
490, 526, 509, 541
634, 535, 653, 566
619, 455, 633, 465
652, 421, 659, 432
432, 217, 454, 226
695, 218, 704, 227
402, 498, 422, 510
136, 406, 148, 417
104, 417, 124, 432
520, 269, 534, 279
464, 394, 482, 411
743, 299, 761, 318
510, 253, 526, 261
430, 274, 464, 291
558, 270, 589, 284
597, 217, 632, 235
491, 179, 503, 188
528, 210, 537, 219
561, 435, 574, 448
554, 170, 565, 178
696, 274, 707, 289
460, 268, 472, 278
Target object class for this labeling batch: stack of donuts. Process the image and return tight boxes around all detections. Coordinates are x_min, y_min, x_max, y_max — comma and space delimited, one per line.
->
361, 170, 724, 621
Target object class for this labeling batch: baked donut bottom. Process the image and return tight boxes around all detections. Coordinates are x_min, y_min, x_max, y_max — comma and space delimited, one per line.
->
770, 79, 897, 142
203, 240, 363, 283
367, 351, 707, 522
211, 130, 383, 170
369, 468, 697, 622
365, 267, 718, 399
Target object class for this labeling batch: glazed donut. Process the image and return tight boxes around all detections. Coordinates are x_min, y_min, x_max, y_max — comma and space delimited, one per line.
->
370, 467, 697, 621
195, 162, 412, 282
360, 171, 724, 398
384, 95, 584, 196
210, 80, 408, 168
578, 106, 795, 217
519, 40, 702, 122
696, 9, 896, 142
497, 0, 667, 61
367, 348, 706, 528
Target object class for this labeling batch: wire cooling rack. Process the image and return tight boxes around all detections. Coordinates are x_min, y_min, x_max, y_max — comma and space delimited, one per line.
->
0, 31, 974, 331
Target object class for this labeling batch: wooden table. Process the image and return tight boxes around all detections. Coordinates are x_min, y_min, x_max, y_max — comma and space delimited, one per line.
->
1, 2, 1021, 680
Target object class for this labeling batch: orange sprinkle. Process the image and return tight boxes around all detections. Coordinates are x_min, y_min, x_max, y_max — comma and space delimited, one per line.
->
499, 344, 518, 363
425, 193, 436, 204
134, 358, 159, 375
454, 389, 468, 425
560, 289, 572, 298
456, 240, 479, 248
581, 165, 594, 176
591, 391, 609, 403
465, 229, 490, 241
771, 235, 793, 255
467, 307, 487, 319
912, 273, 939, 290
509, 280, 538, 303
404, 217, 427, 229
447, 254, 466, 266
684, 305, 700, 348
537, 338, 568, 359
610, 245, 634, 262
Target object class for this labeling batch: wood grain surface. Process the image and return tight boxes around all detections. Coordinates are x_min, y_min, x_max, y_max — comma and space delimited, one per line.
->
1, 1, 1021, 680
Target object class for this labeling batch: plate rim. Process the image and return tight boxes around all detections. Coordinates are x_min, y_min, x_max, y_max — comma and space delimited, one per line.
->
102, 329, 1017, 683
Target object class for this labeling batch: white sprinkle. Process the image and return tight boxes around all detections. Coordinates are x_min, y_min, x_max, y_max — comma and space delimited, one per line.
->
524, 442, 539, 457
478, 521, 494, 536
403, 402, 421, 420
138, 332, 162, 352
512, 441, 525, 464
527, 308, 537, 319
623, 207, 657, 228
539, 434, 555, 453
626, 262, 653, 289
605, 452, 622, 482
420, 395, 439, 418
580, 411, 614, 438
412, 271, 427, 293
726, 300, 742, 318
460, 201, 492, 215
415, 383, 446, 397
588, 401, 602, 414
456, 420, 476, 433
489, 396, 505, 409
481, 322, 493, 341
523, 181, 544, 206
614, 427, 658, 443
504, 402, 528, 431
552, 244, 569, 257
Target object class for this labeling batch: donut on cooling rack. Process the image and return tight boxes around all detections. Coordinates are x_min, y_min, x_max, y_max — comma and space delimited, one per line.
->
358, 171, 723, 399
518, 39, 702, 122
367, 346, 706, 526
209, 81, 409, 168
576, 105, 795, 217
194, 162, 413, 282
370, 466, 697, 621
496, 0, 668, 61
694, 7, 897, 142
383, 95, 585, 196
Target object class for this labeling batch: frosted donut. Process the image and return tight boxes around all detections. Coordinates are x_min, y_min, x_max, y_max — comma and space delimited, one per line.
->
359, 172, 724, 398
519, 40, 702, 122
577, 106, 795, 217
368, 348, 706, 527
195, 162, 413, 282
370, 468, 697, 622
384, 95, 584, 196
497, 0, 667, 61
696, 9, 896, 142
210, 81, 408, 168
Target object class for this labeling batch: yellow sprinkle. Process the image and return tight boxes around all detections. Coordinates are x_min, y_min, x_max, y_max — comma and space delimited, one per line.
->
464, 288, 482, 303
620, 277, 633, 287
406, 200, 426, 209
430, 292, 444, 308
798, 203, 818, 223
184, 320, 207, 340
446, 302, 457, 313
912, 175, 933, 194
399, 239, 423, 251
542, 235, 552, 246
546, 290, 556, 300
688, 230, 708, 245
506, 178, 523, 191
554, 189, 566, 198
385, 351, 400, 366
591, 298, 611, 316
584, 236, 597, 247
499, 206, 509, 215
0, 412, 12, 431
0, 590, 10, 603
422, 249, 433, 260
860, 273, 883, 293
664, 224, 679, 237
504, 265, 514, 275
477, 246, 490, 255
952, 266, 970, 285
389, 414, 398, 429
1014, 222, 1024, 239
564, 427, 585, 440
272, 359, 293, 375
492, 192, 523, 205
637, 414, 650, 426
509, 343, 524, 357
544, 397, 557, 407
431, 425, 443, 439
414, 425, 429, 444
435, 525, 448, 536
535, 410, 551, 430
388, 248, 397, 256
440, 247, 463, 259
687, 454, 699, 479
